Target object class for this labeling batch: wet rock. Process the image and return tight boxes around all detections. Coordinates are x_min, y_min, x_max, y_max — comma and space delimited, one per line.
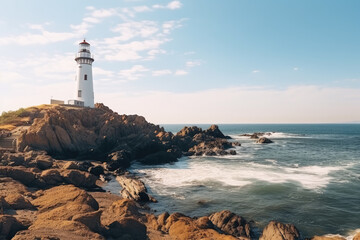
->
138, 151, 177, 165
205, 125, 228, 139
106, 150, 132, 170
116, 176, 156, 202
88, 165, 104, 176
256, 137, 273, 144
260, 221, 300, 240
209, 210, 251, 238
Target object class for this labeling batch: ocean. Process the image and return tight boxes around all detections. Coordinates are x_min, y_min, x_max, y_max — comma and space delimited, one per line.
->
113, 124, 360, 238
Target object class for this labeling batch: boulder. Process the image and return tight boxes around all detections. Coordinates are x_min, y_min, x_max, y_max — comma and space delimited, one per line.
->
62, 161, 79, 170
0, 166, 38, 186
116, 176, 156, 202
34, 154, 53, 170
4, 193, 34, 210
260, 221, 300, 240
176, 126, 203, 138
353, 233, 360, 240
312, 236, 346, 240
88, 165, 104, 176
60, 169, 97, 188
138, 151, 177, 165
107, 218, 147, 240
209, 210, 251, 238
72, 210, 103, 233
101, 199, 143, 226
106, 150, 132, 170
0, 215, 26, 239
14, 220, 105, 240
31, 185, 99, 212
205, 125, 227, 139
40, 169, 63, 185
256, 137, 274, 144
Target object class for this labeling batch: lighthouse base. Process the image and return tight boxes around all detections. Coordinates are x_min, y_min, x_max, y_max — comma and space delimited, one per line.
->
68, 100, 84, 107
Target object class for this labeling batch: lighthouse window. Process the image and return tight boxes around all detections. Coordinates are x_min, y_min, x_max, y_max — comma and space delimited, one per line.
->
78, 90, 82, 97
84, 74, 87, 80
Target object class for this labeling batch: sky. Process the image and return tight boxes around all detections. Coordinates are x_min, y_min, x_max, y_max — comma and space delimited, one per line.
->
0, 0, 359, 123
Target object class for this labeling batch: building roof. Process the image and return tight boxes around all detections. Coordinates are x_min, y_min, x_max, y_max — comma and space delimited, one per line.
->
80, 39, 90, 45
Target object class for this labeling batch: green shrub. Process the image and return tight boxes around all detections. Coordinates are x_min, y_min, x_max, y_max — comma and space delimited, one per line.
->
0, 108, 27, 125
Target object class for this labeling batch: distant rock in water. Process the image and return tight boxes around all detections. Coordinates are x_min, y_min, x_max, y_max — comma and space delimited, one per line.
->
256, 137, 273, 144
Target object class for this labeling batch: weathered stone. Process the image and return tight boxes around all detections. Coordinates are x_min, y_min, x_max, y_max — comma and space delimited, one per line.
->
209, 210, 251, 238
260, 221, 300, 240
116, 176, 156, 202
256, 137, 274, 144
107, 218, 147, 240
4, 193, 34, 210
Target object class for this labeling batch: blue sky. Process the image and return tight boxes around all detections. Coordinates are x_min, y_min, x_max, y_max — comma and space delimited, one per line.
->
0, 0, 359, 123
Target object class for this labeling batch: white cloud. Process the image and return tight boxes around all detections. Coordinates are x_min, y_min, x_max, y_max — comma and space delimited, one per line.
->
133, 6, 152, 12
153, 1, 182, 10
186, 60, 202, 67
174, 70, 188, 76
90, 8, 118, 18
293, 67, 299, 71
83, 17, 101, 24
152, 69, 172, 76
0, 29, 77, 46
111, 21, 159, 41
252, 70, 260, 73
118, 65, 149, 81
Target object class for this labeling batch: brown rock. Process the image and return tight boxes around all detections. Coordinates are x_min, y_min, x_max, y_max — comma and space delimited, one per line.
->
62, 161, 79, 170
116, 175, 156, 202
205, 125, 227, 139
101, 199, 142, 226
40, 169, 63, 185
0, 166, 38, 186
0, 215, 26, 239
34, 154, 53, 170
31, 185, 99, 212
4, 193, 34, 210
260, 221, 300, 240
353, 233, 360, 240
312, 235, 346, 240
60, 169, 97, 188
15, 220, 104, 240
209, 210, 251, 238
72, 210, 102, 233
107, 218, 147, 240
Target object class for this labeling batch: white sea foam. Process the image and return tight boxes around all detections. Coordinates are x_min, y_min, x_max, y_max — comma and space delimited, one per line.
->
134, 158, 349, 192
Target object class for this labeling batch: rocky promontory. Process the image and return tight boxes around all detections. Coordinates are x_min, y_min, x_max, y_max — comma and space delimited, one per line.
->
0, 104, 358, 240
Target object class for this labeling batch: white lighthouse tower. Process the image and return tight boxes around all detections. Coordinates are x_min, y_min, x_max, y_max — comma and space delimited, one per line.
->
71, 39, 95, 108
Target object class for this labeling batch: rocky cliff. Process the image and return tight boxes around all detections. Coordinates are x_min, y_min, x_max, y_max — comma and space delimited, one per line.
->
14, 103, 238, 170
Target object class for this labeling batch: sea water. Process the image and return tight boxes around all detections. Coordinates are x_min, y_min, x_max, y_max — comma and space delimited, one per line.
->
128, 124, 360, 238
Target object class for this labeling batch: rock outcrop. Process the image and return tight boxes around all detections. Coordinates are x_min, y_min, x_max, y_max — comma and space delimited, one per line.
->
209, 210, 251, 238
260, 221, 300, 240
116, 175, 156, 202
256, 137, 274, 144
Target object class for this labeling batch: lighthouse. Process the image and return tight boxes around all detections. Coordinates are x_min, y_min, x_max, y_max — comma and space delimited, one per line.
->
72, 39, 95, 107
